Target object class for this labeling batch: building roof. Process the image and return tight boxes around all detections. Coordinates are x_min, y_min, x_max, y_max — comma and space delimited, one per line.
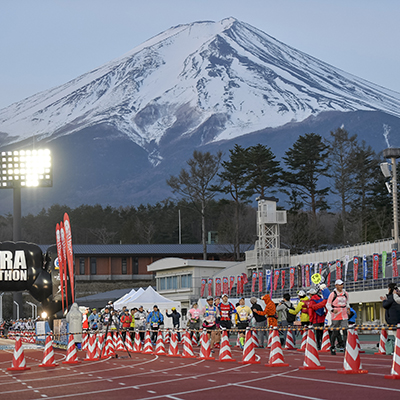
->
147, 257, 241, 272
39, 243, 253, 256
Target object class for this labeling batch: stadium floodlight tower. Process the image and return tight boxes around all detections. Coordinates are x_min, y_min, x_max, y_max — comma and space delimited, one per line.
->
0, 148, 52, 319
381, 147, 400, 250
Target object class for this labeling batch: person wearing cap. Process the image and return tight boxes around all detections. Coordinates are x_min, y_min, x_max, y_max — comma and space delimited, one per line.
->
250, 297, 267, 347
253, 294, 278, 328
288, 290, 310, 327
218, 294, 236, 332
276, 293, 294, 346
307, 286, 327, 350
134, 306, 147, 342
326, 279, 350, 355
88, 308, 100, 330
147, 305, 164, 343
235, 298, 252, 348
187, 303, 201, 341
201, 296, 219, 350
120, 308, 132, 341
166, 307, 181, 341
381, 283, 400, 326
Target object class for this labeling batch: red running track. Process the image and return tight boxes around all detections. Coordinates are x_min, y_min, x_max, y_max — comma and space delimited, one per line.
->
0, 344, 399, 400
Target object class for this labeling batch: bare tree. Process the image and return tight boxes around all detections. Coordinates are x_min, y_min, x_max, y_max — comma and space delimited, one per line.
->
167, 150, 222, 259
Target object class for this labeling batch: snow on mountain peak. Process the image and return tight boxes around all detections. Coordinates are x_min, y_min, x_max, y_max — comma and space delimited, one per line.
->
1, 17, 400, 151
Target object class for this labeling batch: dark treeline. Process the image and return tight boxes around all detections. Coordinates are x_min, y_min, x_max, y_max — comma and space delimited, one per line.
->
0, 127, 397, 258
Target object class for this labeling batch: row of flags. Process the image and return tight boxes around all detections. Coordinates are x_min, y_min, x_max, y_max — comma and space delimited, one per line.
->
200, 250, 399, 297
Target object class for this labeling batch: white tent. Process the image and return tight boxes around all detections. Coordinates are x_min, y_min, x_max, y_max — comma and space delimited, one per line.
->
113, 288, 136, 309
125, 286, 181, 329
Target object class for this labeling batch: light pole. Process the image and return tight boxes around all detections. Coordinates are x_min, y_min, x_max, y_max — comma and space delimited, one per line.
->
26, 301, 37, 319
381, 148, 400, 250
13, 301, 19, 320
0, 293, 4, 322
0, 148, 53, 318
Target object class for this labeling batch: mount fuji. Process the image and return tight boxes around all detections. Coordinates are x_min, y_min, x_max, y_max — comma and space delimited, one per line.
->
1, 17, 400, 213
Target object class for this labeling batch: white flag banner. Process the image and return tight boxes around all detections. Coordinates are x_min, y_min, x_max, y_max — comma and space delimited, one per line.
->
344, 255, 350, 281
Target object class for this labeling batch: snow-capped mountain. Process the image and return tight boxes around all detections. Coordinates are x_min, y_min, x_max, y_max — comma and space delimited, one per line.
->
1, 17, 400, 152
0, 17, 400, 213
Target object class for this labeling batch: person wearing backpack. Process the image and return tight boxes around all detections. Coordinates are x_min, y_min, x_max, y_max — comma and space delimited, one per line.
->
326, 279, 349, 355
276, 293, 295, 346
307, 286, 327, 350
250, 297, 267, 348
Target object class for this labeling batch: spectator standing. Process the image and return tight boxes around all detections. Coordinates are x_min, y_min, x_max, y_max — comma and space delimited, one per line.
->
381, 283, 400, 326
253, 294, 278, 327
326, 279, 350, 355
166, 307, 181, 341
88, 308, 100, 330
307, 287, 327, 350
276, 293, 294, 346
147, 305, 164, 343
120, 308, 132, 340
134, 306, 147, 342
250, 297, 267, 348
188, 303, 201, 341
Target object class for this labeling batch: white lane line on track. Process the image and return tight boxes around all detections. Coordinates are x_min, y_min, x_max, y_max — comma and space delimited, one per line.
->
285, 374, 400, 393
165, 396, 184, 400
27, 362, 252, 399
231, 383, 326, 400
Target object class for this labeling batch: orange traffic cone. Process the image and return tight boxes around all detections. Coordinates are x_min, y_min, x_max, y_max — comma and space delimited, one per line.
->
217, 329, 236, 362
133, 331, 142, 353
167, 330, 180, 357
39, 335, 58, 367
96, 333, 105, 359
299, 328, 325, 370
385, 324, 400, 379
197, 329, 214, 360
83, 333, 99, 361
319, 329, 330, 352
142, 331, 154, 354
266, 328, 273, 349
115, 333, 126, 352
124, 331, 134, 352
62, 335, 80, 364
181, 331, 196, 358
7, 336, 31, 371
81, 333, 88, 351
265, 328, 289, 367
285, 329, 296, 350
153, 330, 166, 355
375, 329, 388, 355
239, 328, 260, 365
297, 329, 307, 351
337, 328, 368, 374
101, 332, 115, 358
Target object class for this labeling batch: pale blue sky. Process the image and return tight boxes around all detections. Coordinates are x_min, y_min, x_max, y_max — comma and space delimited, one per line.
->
0, 0, 399, 110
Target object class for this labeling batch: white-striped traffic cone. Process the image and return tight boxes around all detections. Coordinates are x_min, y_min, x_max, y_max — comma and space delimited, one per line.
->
153, 330, 166, 355
375, 329, 388, 355
319, 329, 330, 352
124, 331, 134, 352
181, 331, 196, 358
285, 329, 296, 350
197, 329, 214, 360
191, 331, 198, 347
297, 329, 307, 351
266, 328, 273, 349
101, 332, 115, 358
133, 331, 142, 353
252, 329, 259, 347
385, 324, 400, 379
217, 329, 236, 362
7, 336, 31, 371
265, 328, 289, 367
83, 333, 99, 361
62, 334, 80, 364
81, 333, 88, 351
238, 328, 260, 365
299, 328, 325, 370
96, 333, 105, 359
142, 331, 154, 354
167, 330, 179, 357
39, 334, 58, 367
337, 328, 368, 374
115, 333, 125, 351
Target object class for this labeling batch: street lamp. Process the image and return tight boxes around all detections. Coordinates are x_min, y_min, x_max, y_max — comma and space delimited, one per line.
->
0, 148, 52, 318
381, 147, 400, 250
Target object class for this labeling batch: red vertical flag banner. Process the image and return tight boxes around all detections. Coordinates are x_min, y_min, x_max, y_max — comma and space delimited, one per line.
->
327, 263, 331, 286
289, 267, 295, 288
319, 263, 323, 275
251, 272, 257, 292
55, 223, 65, 313
215, 278, 221, 297
305, 264, 310, 287
273, 270, 280, 291
393, 250, 399, 278
63, 213, 75, 303
208, 278, 213, 297
336, 260, 342, 281
237, 276, 242, 295
229, 276, 235, 295
281, 270, 285, 289
60, 222, 69, 309
200, 279, 206, 297
222, 277, 229, 294
373, 253, 379, 280
258, 271, 263, 293
242, 273, 248, 285
353, 257, 359, 282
